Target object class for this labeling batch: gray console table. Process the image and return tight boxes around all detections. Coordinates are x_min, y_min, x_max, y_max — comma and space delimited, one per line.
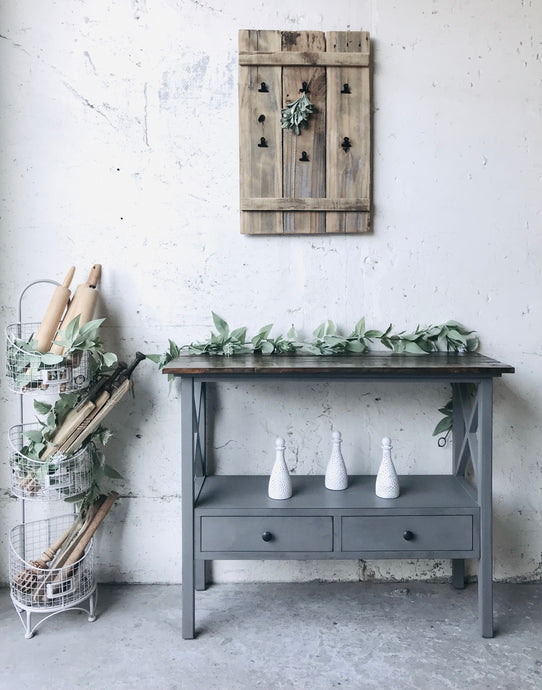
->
163, 352, 514, 639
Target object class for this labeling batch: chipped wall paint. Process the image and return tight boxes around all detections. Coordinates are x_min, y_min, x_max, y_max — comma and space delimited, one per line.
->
0, 0, 541, 585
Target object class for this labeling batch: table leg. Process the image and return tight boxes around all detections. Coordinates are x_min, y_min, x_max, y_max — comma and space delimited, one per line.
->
181, 376, 195, 639
452, 559, 465, 589
478, 378, 494, 638
195, 560, 210, 591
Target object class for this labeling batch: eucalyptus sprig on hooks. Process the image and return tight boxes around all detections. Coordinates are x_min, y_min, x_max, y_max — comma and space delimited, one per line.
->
281, 92, 316, 135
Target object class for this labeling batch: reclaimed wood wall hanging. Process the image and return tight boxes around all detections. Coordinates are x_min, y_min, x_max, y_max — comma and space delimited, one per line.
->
239, 30, 372, 235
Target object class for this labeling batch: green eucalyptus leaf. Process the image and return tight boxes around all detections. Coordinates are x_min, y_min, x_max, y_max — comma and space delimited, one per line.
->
404, 341, 429, 355
24, 430, 44, 443
32, 442, 46, 457
45, 410, 56, 432
354, 317, 366, 336
102, 351, 118, 367
80, 317, 105, 334
102, 464, 124, 480
231, 326, 248, 343
313, 323, 326, 339
212, 312, 229, 337
258, 324, 273, 340
64, 492, 87, 504
433, 416, 453, 436
40, 353, 64, 365
63, 314, 81, 343
346, 340, 366, 353
33, 400, 53, 415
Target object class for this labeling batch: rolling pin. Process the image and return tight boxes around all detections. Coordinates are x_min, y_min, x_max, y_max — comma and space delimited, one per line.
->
50, 264, 101, 355
35, 267, 75, 353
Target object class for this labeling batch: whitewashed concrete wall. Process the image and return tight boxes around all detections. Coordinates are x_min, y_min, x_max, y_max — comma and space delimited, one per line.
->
0, 0, 540, 585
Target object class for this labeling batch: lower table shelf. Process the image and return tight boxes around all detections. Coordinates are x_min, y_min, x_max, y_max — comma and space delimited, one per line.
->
194, 475, 480, 560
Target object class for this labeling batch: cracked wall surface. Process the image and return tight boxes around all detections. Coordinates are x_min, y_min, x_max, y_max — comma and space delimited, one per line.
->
0, 0, 541, 584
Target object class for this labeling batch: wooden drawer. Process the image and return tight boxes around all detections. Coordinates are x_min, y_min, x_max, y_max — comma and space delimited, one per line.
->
341, 515, 473, 552
200, 516, 333, 553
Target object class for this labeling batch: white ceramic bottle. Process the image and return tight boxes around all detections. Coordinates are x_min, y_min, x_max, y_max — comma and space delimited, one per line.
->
375, 436, 400, 499
325, 430, 348, 490
268, 437, 292, 500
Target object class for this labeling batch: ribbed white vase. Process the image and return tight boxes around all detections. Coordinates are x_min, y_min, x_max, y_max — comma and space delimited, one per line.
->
325, 430, 348, 490
375, 436, 400, 499
268, 437, 292, 500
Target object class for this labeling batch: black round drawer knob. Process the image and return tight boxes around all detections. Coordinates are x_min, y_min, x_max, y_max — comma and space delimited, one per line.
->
261, 531, 273, 542
403, 530, 415, 541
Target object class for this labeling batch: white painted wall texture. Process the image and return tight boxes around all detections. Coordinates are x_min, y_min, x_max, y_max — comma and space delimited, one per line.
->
0, 0, 541, 585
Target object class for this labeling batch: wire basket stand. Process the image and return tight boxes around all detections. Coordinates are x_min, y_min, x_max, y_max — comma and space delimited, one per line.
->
9, 515, 97, 639
6, 280, 98, 638
9, 423, 94, 501
6, 320, 91, 394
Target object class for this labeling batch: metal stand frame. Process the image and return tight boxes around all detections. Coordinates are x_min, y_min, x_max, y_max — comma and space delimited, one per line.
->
11, 586, 97, 639
7, 280, 99, 638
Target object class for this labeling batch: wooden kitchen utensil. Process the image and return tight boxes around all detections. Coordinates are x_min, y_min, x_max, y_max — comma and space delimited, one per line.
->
35, 267, 75, 353
50, 264, 102, 355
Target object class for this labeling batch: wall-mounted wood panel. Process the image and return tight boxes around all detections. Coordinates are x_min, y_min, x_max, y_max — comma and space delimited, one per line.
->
239, 30, 371, 235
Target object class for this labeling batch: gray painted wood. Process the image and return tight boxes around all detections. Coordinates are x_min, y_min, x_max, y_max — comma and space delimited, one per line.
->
195, 475, 478, 512
171, 353, 513, 638
201, 516, 333, 552
478, 378, 494, 637
341, 515, 472, 551
180, 377, 195, 639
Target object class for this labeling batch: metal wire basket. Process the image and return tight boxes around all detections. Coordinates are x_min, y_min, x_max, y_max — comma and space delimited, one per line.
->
8, 424, 94, 501
9, 514, 96, 614
5, 323, 91, 394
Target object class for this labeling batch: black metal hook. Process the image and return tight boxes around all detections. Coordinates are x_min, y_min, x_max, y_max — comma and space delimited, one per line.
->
341, 83, 351, 94
299, 81, 310, 93
299, 151, 309, 162
341, 136, 352, 152
257, 137, 268, 148
438, 429, 451, 447
258, 82, 268, 93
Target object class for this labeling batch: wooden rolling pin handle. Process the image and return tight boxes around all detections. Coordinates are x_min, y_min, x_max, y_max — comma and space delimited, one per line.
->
36, 266, 75, 352
40, 524, 74, 563
62, 492, 119, 568
86, 264, 101, 287
62, 266, 76, 288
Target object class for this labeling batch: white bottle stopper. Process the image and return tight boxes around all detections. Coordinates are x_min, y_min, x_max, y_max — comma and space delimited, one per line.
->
375, 436, 400, 499
325, 430, 348, 490
268, 437, 292, 500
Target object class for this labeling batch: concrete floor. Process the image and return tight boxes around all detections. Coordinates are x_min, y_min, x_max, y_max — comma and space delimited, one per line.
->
0, 582, 540, 690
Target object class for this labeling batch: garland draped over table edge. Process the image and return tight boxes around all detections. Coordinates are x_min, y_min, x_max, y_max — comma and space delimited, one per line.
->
147, 313, 479, 442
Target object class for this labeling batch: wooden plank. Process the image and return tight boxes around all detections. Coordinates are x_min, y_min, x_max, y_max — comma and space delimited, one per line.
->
241, 197, 370, 211
163, 352, 516, 377
239, 30, 283, 234
281, 31, 326, 234
239, 52, 370, 67
238, 29, 372, 236
326, 31, 371, 233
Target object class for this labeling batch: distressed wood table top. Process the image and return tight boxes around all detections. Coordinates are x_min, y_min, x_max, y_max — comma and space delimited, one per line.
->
163, 352, 515, 377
